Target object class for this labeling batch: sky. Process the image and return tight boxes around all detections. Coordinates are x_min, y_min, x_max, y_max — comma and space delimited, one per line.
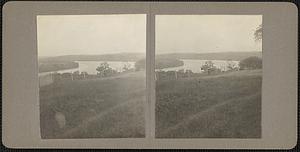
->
156, 15, 262, 54
37, 15, 262, 57
37, 14, 146, 57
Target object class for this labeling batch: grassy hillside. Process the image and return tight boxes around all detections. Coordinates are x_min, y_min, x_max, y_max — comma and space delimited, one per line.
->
39, 71, 146, 138
156, 70, 262, 138
157, 51, 262, 61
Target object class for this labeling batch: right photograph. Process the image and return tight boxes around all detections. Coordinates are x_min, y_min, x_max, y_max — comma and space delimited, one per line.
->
155, 15, 262, 138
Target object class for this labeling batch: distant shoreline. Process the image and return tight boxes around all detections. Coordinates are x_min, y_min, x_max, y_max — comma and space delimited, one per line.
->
38, 51, 262, 60
38, 51, 262, 73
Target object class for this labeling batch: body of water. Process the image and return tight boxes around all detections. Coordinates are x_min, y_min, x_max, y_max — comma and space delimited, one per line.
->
39, 61, 135, 76
39, 59, 239, 76
157, 59, 239, 73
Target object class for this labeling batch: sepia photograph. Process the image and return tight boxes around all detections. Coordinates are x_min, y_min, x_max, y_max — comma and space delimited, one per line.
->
155, 15, 263, 138
37, 14, 146, 138
3, 1, 298, 149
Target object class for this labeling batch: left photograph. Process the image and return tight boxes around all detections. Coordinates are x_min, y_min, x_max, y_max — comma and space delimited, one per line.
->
37, 15, 146, 138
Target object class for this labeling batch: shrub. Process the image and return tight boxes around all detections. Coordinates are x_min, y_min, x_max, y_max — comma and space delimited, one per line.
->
96, 62, 117, 77
201, 61, 216, 74
239, 56, 262, 70
227, 60, 239, 71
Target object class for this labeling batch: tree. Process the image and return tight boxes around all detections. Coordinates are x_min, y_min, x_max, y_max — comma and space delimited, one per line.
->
81, 72, 88, 78
73, 71, 80, 75
201, 61, 216, 75
96, 62, 113, 77
178, 69, 185, 73
122, 62, 132, 72
254, 24, 262, 42
239, 56, 262, 70
226, 60, 238, 71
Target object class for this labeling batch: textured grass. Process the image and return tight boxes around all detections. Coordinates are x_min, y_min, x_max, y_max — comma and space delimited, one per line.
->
39, 71, 145, 138
156, 70, 262, 138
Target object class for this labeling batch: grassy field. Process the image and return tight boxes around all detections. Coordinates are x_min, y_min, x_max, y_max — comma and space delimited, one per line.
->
156, 69, 262, 138
40, 68, 262, 138
39, 71, 146, 138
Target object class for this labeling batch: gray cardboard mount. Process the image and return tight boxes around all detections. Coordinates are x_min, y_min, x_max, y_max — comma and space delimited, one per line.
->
2, 1, 298, 149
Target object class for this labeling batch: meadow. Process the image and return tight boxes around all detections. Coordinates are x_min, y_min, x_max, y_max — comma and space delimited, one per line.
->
39, 71, 146, 138
155, 69, 262, 138
40, 69, 262, 138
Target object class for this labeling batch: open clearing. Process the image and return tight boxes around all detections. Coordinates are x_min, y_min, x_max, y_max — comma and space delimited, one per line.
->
156, 70, 262, 138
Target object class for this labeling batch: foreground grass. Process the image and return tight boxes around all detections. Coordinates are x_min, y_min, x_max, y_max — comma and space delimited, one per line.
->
39, 71, 145, 138
156, 70, 262, 138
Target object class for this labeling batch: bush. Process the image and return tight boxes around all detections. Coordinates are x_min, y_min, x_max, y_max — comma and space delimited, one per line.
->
201, 61, 219, 75
96, 62, 117, 77
227, 60, 239, 71
239, 56, 262, 70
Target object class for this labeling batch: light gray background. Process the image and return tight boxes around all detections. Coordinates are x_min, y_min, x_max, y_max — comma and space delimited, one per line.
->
2, 1, 298, 149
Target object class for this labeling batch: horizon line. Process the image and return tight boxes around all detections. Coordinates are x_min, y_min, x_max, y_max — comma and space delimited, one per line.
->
38, 51, 262, 58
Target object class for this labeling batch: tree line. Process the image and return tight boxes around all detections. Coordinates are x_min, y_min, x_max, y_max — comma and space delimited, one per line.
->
200, 56, 262, 75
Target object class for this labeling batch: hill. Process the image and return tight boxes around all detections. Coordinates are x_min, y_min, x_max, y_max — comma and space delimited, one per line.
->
40, 51, 261, 63
135, 51, 262, 70
40, 71, 146, 138
39, 53, 145, 73
157, 51, 262, 61
156, 69, 262, 138
39, 52, 262, 72
135, 57, 184, 70
39, 52, 145, 62
39, 61, 79, 73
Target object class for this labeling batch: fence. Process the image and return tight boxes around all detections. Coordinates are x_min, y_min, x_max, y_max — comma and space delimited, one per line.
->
155, 70, 195, 81
155, 68, 238, 81
39, 72, 94, 87
39, 74, 54, 87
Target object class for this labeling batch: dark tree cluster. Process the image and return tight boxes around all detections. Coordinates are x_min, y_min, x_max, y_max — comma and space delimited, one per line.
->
96, 62, 117, 77
239, 56, 262, 70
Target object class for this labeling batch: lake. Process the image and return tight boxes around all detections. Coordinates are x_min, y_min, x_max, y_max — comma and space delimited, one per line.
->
39, 61, 136, 76
39, 59, 239, 76
158, 59, 239, 73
